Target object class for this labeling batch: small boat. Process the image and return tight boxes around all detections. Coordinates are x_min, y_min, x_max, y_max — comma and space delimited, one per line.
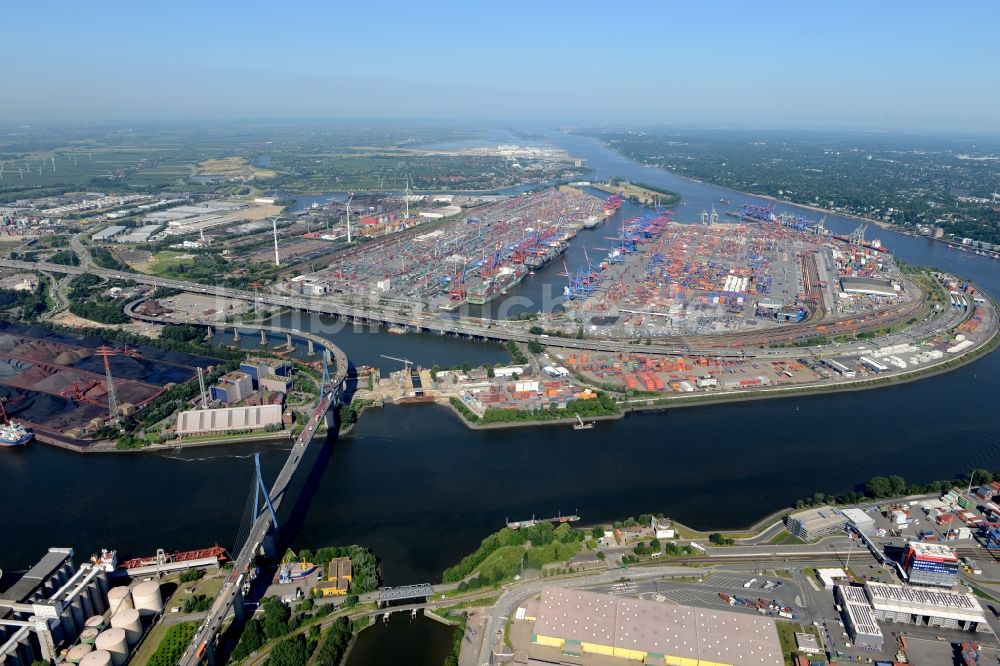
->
572, 414, 594, 430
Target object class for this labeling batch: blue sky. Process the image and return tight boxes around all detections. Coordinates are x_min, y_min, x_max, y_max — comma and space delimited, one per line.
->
6, 1, 999, 131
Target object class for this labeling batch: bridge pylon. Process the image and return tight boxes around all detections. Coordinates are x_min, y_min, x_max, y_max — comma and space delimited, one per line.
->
253, 453, 278, 528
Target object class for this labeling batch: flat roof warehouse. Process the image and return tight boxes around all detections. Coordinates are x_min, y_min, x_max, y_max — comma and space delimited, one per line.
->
530, 587, 782, 665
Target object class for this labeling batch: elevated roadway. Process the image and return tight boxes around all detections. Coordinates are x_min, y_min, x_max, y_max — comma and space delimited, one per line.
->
0, 258, 941, 360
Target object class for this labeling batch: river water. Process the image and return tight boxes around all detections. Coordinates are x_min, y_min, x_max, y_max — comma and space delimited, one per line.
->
2, 130, 998, 600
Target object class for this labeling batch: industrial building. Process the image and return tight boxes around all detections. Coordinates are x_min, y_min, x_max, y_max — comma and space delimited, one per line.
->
317, 558, 352, 597
839, 276, 898, 296
0, 548, 114, 665
835, 585, 884, 650
211, 370, 253, 403
143, 200, 244, 235
114, 223, 164, 243
175, 404, 282, 436
864, 582, 987, 632
903, 541, 960, 587
529, 587, 782, 666
90, 226, 126, 241
786, 506, 847, 541
841, 507, 875, 534
240, 359, 293, 394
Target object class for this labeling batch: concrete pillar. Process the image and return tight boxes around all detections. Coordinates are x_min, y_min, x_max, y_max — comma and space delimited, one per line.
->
35, 621, 57, 663
233, 327, 240, 341
324, 349, 332, 364
307, 339, 314, 356
286, 333, 293, 348
260, 329, 267, 346
205, 326, 214, 340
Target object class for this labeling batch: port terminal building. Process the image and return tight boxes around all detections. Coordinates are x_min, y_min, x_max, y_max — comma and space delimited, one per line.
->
176, 404, 282, 436
528, 587, 782, 666
786, 506, 847, 541
837, 582, 987, 643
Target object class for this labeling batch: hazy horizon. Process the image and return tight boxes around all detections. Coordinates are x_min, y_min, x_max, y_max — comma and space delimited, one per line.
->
5, 1, 1000, 133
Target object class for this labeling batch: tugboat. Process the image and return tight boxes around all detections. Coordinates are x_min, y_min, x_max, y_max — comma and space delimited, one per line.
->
0, 398, 32, 447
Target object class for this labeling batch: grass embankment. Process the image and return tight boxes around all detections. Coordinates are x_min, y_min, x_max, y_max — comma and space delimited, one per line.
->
450, 392, 619, 425
443, 523, 584, 590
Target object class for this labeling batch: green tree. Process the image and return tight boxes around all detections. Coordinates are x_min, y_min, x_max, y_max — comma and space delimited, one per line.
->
591, 526, 605, 539
866, 476, 892, 498
261, 597, 291, 640
269, 634, 310, 666
230, 619, 264, 661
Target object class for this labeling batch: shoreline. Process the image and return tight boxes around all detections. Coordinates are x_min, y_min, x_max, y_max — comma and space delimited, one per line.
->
430, 311, 999, 431
589, 136, 963, 243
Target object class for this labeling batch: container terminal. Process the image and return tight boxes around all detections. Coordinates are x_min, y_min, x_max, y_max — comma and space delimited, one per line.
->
296, 186, 609, 309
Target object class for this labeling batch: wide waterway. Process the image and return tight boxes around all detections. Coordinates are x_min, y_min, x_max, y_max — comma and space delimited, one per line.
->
1, 130, 999, 596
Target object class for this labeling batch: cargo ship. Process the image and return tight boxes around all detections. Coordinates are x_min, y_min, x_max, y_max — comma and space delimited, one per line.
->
603, 193, 623, 216
116, 546, 228, 574
466, 267, 526, 305
0, 421, 32, 447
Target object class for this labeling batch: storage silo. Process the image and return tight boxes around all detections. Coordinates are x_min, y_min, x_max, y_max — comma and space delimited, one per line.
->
67, 643, 94, 664
80, 628, 100, 645
106, 586, 132, 612
78, 588, 95, 619
110, 608, 142, 646
86, 579, 106, 616
85, 616, 106, 631
79, 649, 113, 666
69, 597, 87, 633
95, 628, 128, 666
131, 581, 162, 616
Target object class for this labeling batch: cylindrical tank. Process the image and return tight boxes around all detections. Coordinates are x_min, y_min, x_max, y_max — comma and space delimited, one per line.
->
106, 586, 132, 612
67, 643, 94, 664
79, 589, 95, 619
79, 649, 113, 666
95, 628, 128, 666
131, 581, 162, 616
87, 580, 106, 616
110, 608, 142, 646
70, 597, 87, 634
80, 628, 100, 645
85, 615, 106, 630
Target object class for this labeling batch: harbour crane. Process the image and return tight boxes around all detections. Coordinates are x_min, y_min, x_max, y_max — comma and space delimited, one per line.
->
379, 355, 413, 371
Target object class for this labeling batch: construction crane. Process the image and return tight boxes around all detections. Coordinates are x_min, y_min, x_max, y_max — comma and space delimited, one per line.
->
95, 346, 120, 423
379, 355, 413, 371
0, 395, 25, 424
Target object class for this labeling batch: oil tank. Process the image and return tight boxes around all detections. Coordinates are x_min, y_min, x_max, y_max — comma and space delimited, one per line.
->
131, 581, 162, 616
106, 586, 132, 612
110, 608, 142, 646
85, 616, 106, 630
80, 628, 100, 645
95, 628, 128, 666
67, 643, 94, 664
79, 649, 113, 666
